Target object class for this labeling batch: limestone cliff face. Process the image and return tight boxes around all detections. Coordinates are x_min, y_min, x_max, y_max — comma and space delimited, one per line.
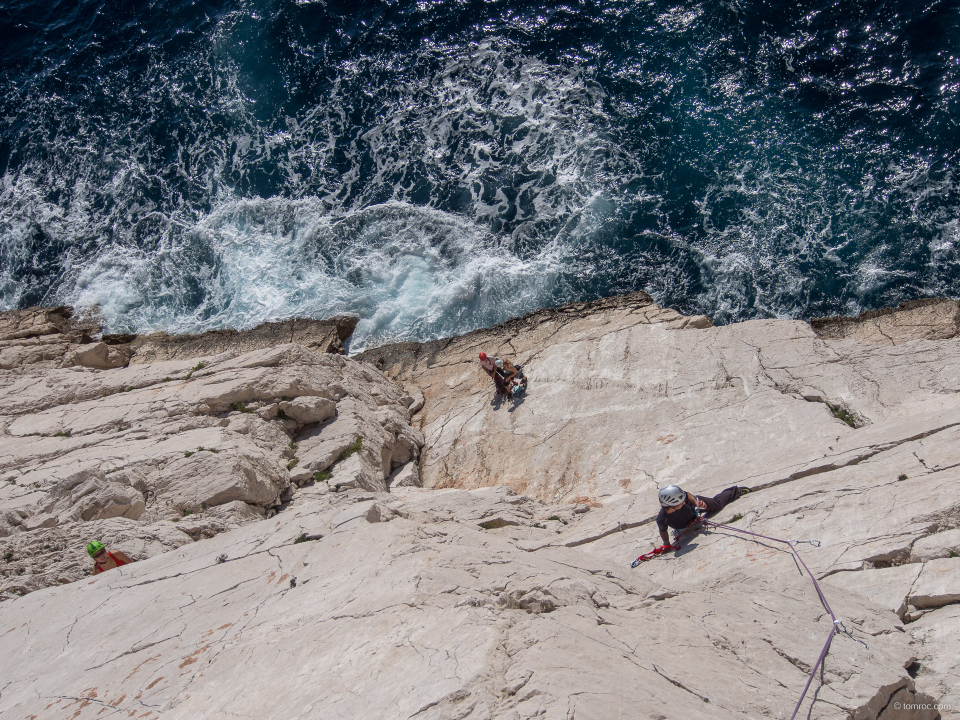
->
0, 316, 422, 601
0, 295, 958, 719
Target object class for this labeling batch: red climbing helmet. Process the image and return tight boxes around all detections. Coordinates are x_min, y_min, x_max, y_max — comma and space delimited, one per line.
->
478, 352, 487, 360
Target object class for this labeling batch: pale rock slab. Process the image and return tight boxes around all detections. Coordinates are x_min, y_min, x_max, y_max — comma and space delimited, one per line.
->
0, 489, 937, 720
908, 605, 960, 716
388, 460, 420, 487
911, 528, 960, 562
824, 564, 923, 617
909, 557, 960, 610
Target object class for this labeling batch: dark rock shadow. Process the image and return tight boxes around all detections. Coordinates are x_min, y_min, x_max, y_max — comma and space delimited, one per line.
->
507, 395, 526, 412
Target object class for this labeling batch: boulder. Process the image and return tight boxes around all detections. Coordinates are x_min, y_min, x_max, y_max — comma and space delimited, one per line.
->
278, 396, 336, 425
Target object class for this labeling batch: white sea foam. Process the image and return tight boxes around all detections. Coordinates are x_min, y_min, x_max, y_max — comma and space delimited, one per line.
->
61, 198, 590, 351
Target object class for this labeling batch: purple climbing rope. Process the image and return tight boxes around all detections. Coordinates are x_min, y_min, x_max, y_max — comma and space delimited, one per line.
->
699, 518, 839, 720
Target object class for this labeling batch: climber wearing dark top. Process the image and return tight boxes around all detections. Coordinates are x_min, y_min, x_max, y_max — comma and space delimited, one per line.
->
655, 485, 750, 546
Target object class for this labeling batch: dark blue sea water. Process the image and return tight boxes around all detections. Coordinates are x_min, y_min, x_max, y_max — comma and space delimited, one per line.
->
1, 0, 959, 349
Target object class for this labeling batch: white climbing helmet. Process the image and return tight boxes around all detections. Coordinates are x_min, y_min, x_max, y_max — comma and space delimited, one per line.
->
495, 359, 504, 368
658, 485, 686, 507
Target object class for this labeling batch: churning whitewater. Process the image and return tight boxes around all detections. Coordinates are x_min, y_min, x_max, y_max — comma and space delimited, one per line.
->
1, 0, 959, 349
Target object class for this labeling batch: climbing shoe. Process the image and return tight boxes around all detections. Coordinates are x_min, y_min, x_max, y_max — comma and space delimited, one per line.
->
737, 487, 751, 498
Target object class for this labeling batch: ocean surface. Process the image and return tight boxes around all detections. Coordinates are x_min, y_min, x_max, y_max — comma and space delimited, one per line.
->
1, 0, 959, 350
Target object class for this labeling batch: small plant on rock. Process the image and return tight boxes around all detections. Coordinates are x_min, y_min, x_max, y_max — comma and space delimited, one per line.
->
293, 533, 309, 544
184, 362, 205, 381
533, 523, 546, 529
339, 437, 362, 461
276, 408, 290, 420
730, 513, 744, 523
828, 404, 857, 428
287, 458, 299, 470
53, 430, 72, 438
182, 509, 194, 517
184, 450, 194, 458
314, 470, 332, 483
949, 550, 959, 558
289, 440, 298, 451
230, 402, 252, 413
898, 474, 908, 481
161, 377, 172, 382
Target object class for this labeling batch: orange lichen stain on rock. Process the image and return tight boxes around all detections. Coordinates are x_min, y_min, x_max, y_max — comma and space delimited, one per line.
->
657, 434, 678, 444
506, 477, 529, 495
144, 677, 165, 690
202, 622, 233, 637
122, 654, 161, 683
111, 695, 127, 706
568, 495, 602, 508
266, 571, 276, 584
618, 478, 631, 489
277, 573, 289, 585
178, 643, 211, 669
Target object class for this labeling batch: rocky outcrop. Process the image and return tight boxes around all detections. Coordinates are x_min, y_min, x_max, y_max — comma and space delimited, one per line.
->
124, 314, 360, 364
810, 298, 960, 345
0, 342, 423, 602
1, 294, 959, 719
0, 305, 358, 373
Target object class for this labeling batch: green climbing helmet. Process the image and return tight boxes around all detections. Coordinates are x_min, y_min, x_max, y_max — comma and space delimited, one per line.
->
86, 541, 106, 558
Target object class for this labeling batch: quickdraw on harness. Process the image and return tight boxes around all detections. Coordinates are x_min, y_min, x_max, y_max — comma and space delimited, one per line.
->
631, 513, 844, 720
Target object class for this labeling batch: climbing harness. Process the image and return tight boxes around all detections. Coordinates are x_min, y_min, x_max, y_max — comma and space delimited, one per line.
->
631, 515, 846, 720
